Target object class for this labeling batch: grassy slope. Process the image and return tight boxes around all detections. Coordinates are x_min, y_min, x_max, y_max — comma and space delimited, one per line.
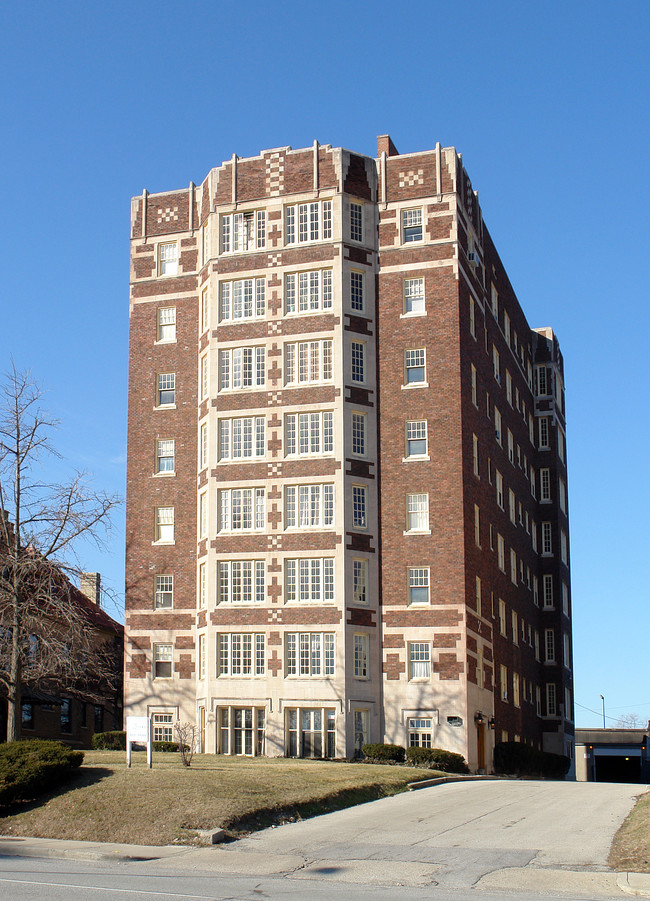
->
609, 790, 650, 873
0, 751, 442, 846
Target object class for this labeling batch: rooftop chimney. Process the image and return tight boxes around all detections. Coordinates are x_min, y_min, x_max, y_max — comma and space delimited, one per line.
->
377, 134, 400, 157
80, 572, 101, 606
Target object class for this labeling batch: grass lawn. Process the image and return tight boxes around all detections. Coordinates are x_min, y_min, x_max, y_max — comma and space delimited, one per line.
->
0, 751, 443, 846
609, 790, 650, 873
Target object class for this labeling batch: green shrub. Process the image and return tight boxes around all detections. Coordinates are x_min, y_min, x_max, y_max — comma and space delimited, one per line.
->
361, 743, 405, 762
405, 746, 470, 773
0, 739, 84, 805
153, 740, 180, 752
92, 731, 126, 750
493, 741, 570, 778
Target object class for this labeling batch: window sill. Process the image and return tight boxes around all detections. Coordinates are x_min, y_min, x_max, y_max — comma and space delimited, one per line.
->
152, 540, 175, 546
154, 338, 177, 346
154, 403, 177, 411
153, 471, 176, 478
402, 455, 430, 463
217, 457, 266, 464
401, 382, 428, 390
400, 311, 427, 320
403, 529, 431, 536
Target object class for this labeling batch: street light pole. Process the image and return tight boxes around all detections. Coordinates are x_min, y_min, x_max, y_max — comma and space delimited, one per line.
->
600, 694, 605, 728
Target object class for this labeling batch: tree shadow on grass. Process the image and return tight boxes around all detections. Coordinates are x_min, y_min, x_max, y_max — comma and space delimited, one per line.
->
0, 766, 113, 820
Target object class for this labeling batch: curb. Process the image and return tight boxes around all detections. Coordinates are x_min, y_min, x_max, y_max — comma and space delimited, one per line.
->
617, 872, 650, 897
408, 774, 501, 791
0, 837, 191, 863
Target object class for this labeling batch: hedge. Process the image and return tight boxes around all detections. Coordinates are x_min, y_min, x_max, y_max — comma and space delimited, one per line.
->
92, 731, 126, 750
405, 746, 469, 773
493, 741, 570, 778
361, 743, 406, 762
0, 739, 84, 805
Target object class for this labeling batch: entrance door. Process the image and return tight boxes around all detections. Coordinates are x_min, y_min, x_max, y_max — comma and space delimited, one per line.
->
198, 707, 205, 753
477, 722, 486, 772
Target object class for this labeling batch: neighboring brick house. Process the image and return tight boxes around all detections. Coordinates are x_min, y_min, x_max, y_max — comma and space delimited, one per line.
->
0, 571, 123, 748
125, 135, 573, 773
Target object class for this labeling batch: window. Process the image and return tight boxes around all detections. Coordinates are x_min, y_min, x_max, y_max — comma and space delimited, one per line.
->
558, 428, 565, 462
285, 484, 334, 529
287, 707, 335, 758
219, 416, 265, 460
199, 562, 206, 609
158, 242, 178, 276
510, 549, 517, 585
535, 365, 549, 396
153, 713, 174, 742
155, 575, 173, 609
350, 202, 363, 242
471, 364, 477, 406
286, 411, 333, 457
500, 665, 508, 701
499, 599, 507, 635
538, 416, 550, 449
492, 346, 500, 382
155, 507, 174, 543
491, 283, 498, 317
351, 412, 366, 457
60, 698, 71, 733
402, 208, 423, 242
406, 493, 429, 533
352, 485, 367, 528
507, 429, 514, 463
351, 341, 365, 383
22, 701, 34, 730
221, 210, 266, 252
404, 348, 426, 385
219, 347, 266, 390
217, 633, 266, 676
559, 478, 567, 513
354, 633, 369, 678
494, 407, 502, 444
505, 371, 512, 405
533, 575, 539, 606
285, 270, 333, 314
354, 709, 369, 758
200, 422, 208, 469
219, 278, 266, 321
218, 488, 265, 532
563, 633, 571, 669
512, 610, 519, 644
469, 298, 476, 338
198, 633, 206, 680
540, 468, 551, 502
157, 307, 176, 341
477, 647, 484, 689
201, 287, 209, 333
94, 705, 104, 733
285, 340, 333, 384
408, 567, 430, 605
157, 373, 175, 407
562, 581, 570, 616
285, 558, 334, 603
403, 277, 424, 314
513, 673, 520, 708
560, 530, 568, 565
475, 576, 482, 616
509, 489, 516, 524
200, 355, 208, 400
219, 707, 265, 756
286, 632, 335, 677
472, 434, 479, 476
218, 561, 265, 605
542, 522, 552, 555
353, 559, 368, 605
285, 200, 332, 244
543, 574, 554, 608
545, 629, 556, 663
156, 439, 175, 473
536, 686, 542, 716
408, 717, 433, 748
350, 271, 364, 311
497, 534, 505, 572
546, 683, 557, 716
503, 311, 511, 346
153, 643, 173, 678
406, 420, 427, 458
495, 470, 504, 509
474, 505, 481, 547
409, 642, 430, 679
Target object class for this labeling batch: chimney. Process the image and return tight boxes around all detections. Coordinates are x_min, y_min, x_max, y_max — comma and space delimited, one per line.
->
377, 134, 399, 157
81, 572, 101, 606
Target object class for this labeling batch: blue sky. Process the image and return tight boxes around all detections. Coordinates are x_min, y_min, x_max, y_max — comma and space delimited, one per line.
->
1, 0, 648, 729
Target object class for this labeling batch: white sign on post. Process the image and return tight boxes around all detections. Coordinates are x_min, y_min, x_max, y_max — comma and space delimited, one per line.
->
126, 715, 152, 768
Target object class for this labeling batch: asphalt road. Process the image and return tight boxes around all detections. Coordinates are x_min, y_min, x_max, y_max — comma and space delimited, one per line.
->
0, 779, 647, 900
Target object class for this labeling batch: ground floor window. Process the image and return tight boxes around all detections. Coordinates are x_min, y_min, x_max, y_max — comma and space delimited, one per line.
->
353, 709, 369, 758
153, 712, 174, 742
218, 707, 265, 756
408, 717, 433, 748
21, 701, 34, 730
286, 707, 335, 758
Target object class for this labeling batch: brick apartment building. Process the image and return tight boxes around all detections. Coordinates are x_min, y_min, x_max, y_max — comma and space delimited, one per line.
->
125, 135, 573, 773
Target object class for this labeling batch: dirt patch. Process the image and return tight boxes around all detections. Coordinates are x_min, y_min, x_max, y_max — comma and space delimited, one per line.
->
609, 790, 650, 872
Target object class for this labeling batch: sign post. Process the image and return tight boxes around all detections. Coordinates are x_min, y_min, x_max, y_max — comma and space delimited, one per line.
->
126, 715, 152, 768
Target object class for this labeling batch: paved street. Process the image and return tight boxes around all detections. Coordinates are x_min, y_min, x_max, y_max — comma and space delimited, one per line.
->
0, 779, 648, 900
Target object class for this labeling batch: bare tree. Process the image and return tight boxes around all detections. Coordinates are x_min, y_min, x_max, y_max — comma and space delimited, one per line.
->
0, 365, 121, 741
174, 722, 197, 767
615, 713, 644, 729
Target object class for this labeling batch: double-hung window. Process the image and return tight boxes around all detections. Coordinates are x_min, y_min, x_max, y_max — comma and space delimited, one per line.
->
352, 485, 367, 528
285, 200, 332, 244
155, 507, 174, 543
409, 642, 430, 679
219, 278, 266, 321
153, 643, 173, 678
350, 271, 364, 311
285, 270, 333, 314
221, 211, 266, 252
153, 712, 174, 740
351, 412, 366, 456
540, 468, 551, 501
158, 243, 178, 276
219, 416, 265, 460
285, 484, 334, 529
542, 522, 552, 556
219, 347, 266, 390
154, 575, 173, 609
350, 202, 363, 242
285, 632, 335, 677
406, 493, 429, 532
156, 439, 175, 473
353, 633, 369, 679
404, 348, 426, 385
285, 558, 334, 603
157, 307, 176, 341
403, 277, 424, 314
351, 341, 365, 383
406, 420, 427, 458
218, 488, 265, 532
157, 373, 175, 406
217, 633, 266, 676
538, 416, 550, 449
285, 340, 333, 384
402, 209, 423, 242
353, 559, 368, 605
285, 411, 333, 456
408, 567, 430, 604
218, 561, 265, 605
